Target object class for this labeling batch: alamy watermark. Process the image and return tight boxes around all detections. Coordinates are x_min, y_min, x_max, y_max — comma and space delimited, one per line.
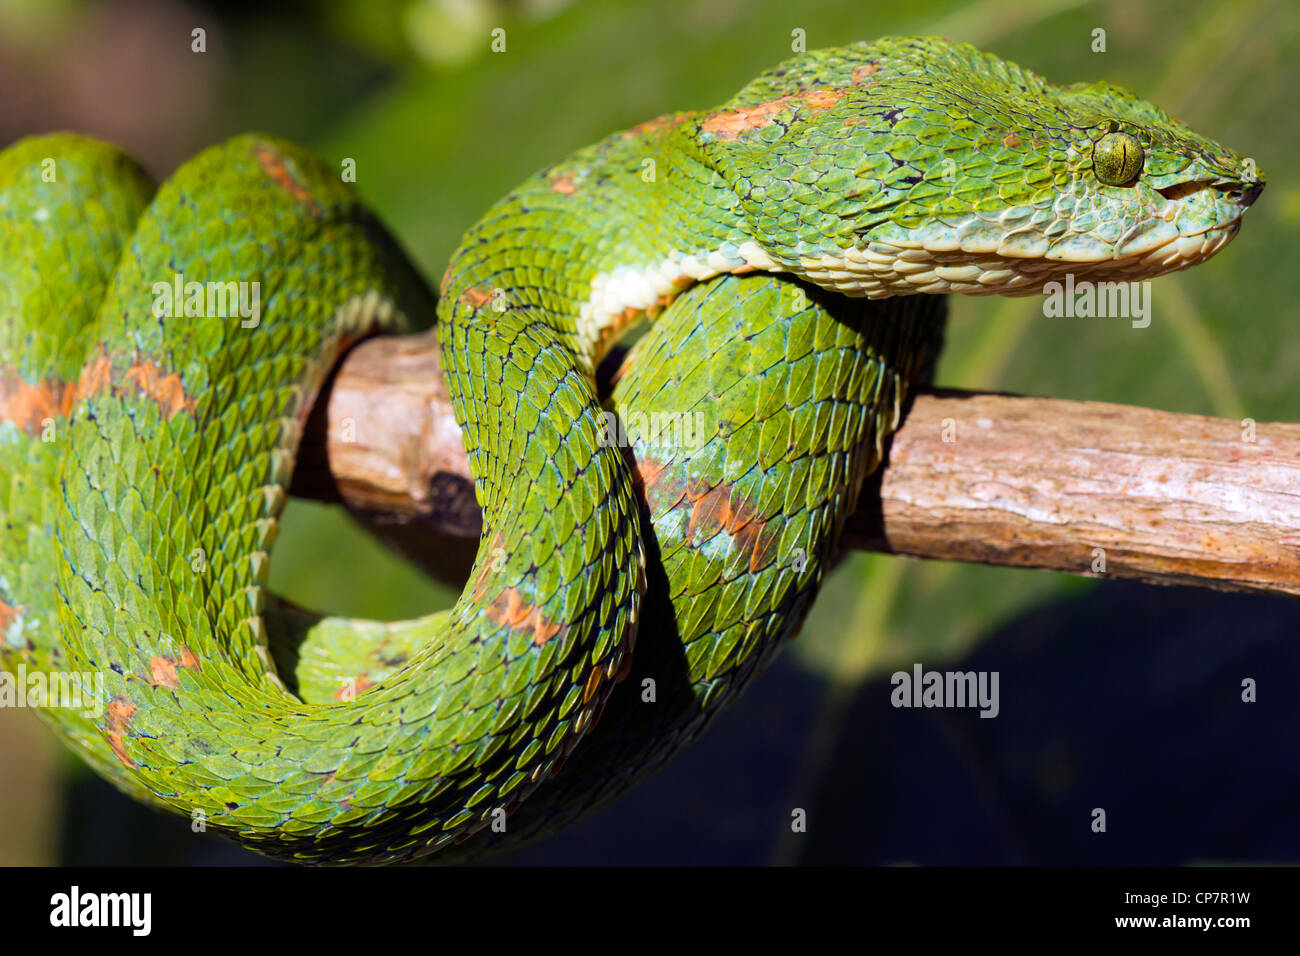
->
1042, 274, 1151, 328
151, 272, 261, 328
890, 663, 1000, 718
0, 664, 104, 718
597, 410, 708, 452
50, 886, 151, 936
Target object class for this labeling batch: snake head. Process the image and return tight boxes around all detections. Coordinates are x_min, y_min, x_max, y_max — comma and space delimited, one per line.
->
1051, 79, 1264, 269
691, 36, 1264, 298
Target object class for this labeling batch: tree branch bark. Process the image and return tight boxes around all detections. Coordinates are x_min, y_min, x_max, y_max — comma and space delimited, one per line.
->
291, 330, 1300, 596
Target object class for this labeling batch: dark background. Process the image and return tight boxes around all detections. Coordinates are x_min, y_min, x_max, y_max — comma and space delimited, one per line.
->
0, 0, 1296, 865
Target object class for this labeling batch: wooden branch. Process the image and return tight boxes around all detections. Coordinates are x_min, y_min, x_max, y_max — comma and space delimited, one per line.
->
292, 331, 1300, 596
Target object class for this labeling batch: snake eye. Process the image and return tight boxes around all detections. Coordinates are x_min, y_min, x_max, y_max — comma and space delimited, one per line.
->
1093, 130, 1144, 186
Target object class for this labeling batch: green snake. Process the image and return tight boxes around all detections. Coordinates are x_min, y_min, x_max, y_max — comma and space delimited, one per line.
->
0, 36, 1262, 863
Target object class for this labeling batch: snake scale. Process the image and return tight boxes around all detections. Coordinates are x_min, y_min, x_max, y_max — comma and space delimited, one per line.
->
0, 37, 1262, 863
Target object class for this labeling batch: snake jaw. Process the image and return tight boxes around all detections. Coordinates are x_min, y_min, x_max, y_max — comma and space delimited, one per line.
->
783, 200, 1252, 300
779, 167, 1262, 297
780, 148, 1262, 298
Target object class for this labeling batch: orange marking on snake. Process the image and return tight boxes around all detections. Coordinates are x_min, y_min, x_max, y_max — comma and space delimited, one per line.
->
106, 696, 138, 767
852, 63, 880, 83
701, 89, 845, 140
3, 360, 78, 433
1, 353, 194, 435
638, 456, 779, 572
252, 144, 322, 213
633, 457, 668, 492
635, 456, 689, 514
622, 111, 691, 138
333, 675, 376, 700
0, 372, 63, 435
550, 173, 577, 195
485, 587, 563, 646
1002, 131, 1021, 149
149, 658, 178, 689
440, 262, 455, 297
0, 355, 114, 432
123, 361, 195, 418
684, 482, 779, 573
458, 286, 494, 309
148, 645, 201, 689
0, 598, 17, 636
72, 354, 115, 409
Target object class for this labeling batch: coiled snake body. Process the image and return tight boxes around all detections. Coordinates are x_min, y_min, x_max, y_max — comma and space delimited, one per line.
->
0, 37, 1261, 863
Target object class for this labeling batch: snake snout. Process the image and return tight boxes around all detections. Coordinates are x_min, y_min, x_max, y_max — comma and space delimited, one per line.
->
1237, 179, 1265, 208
